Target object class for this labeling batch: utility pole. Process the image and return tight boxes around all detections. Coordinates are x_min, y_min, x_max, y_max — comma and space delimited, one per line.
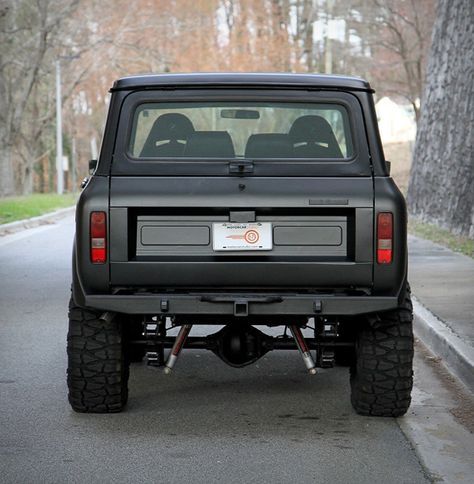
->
324, 0, 334, 74
55, 59, 64, 195
71, 137, 77, 191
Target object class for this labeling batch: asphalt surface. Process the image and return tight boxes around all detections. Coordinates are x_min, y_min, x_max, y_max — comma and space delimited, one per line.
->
0, 216, 472, 483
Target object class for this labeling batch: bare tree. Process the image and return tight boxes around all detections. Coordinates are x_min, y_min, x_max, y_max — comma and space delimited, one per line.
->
0, 0, 439, 196
290, 0, 317, 71
408, 0, 474, 237
0, 0, 80, 196
349, 0, 435, 120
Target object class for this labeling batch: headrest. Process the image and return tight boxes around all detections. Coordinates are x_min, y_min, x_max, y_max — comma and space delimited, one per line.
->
148, 113, 195, 142
245, 134, 292, 158
288, 115, 337, 144
184, 131, 235, 158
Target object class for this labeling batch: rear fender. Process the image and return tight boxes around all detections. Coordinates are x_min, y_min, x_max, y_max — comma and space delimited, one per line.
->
74, 175, 110, 298
373, 176, 407, 296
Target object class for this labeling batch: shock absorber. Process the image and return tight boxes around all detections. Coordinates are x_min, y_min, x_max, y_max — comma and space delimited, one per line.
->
289, 325, 317, 375
164, 324, 192, 374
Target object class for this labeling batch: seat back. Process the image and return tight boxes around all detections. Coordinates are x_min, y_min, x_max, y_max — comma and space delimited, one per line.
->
289, 115, 343, 158
245, 134, 293, 158
184, 131, 235, 158
140, 113, 195, 157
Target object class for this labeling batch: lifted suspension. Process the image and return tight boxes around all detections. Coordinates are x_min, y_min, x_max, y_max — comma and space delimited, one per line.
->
133, 319, 353, 373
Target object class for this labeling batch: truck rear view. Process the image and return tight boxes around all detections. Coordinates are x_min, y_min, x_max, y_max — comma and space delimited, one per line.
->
68, 73, 413, 416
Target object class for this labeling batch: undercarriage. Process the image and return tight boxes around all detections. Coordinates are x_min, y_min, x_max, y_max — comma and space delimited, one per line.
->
128, 316, 354, 373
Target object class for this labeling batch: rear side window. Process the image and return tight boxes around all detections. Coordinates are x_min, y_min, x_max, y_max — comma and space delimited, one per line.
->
128, 102, 354, 160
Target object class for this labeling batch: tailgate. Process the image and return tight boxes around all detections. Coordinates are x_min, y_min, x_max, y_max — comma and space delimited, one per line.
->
109, 176, 373, 288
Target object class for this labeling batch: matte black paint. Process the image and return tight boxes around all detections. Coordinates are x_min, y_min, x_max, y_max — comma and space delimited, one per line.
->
73, 73, 407, 317
111, 73, 373, 92
112, 89, 369, 177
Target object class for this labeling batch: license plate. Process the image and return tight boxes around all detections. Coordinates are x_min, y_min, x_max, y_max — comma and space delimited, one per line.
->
212, 223, 272, 251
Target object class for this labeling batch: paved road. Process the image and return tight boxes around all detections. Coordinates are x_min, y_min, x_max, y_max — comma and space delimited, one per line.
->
0, 216, 472, 483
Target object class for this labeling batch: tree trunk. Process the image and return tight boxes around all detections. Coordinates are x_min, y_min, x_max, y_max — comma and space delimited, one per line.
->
0, 143, 15, 197
407, 0, 474, 237
20, 165, 34, 196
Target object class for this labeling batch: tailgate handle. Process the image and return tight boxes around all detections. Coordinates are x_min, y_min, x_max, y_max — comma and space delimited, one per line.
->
229, 160, 254, 175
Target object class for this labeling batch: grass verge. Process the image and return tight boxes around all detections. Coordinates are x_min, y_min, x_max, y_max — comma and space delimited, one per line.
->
0, 193, 77, 225
408, 218, 474, 259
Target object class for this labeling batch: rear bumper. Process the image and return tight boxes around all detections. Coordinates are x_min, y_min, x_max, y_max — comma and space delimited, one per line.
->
80, 291, 399, 316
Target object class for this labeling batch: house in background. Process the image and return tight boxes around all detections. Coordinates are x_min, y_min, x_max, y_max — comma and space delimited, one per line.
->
375, 97, 417, 145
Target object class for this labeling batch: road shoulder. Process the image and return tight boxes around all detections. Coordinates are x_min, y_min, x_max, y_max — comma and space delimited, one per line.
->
409, 234, 474, 394
0, 206, 75, 237
399, 341, 474, 483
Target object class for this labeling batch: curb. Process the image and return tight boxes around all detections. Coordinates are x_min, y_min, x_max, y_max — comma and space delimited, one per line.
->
412, 296, 474, 394
0, 206, 75, 237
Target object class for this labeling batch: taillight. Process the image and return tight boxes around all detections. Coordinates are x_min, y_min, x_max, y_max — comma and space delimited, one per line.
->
90, 211, 107, 264
377, 212, 393, 264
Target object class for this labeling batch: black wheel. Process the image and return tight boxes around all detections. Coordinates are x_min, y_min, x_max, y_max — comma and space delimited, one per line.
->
67, 298, 129, 413
350, 286, 414, 417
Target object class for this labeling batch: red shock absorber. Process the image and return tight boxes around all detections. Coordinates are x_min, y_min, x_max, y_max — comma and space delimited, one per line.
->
289, 325, 317, 375
164, 324, 192, 374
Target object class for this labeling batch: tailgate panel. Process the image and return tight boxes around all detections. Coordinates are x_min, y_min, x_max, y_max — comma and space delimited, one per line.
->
135, 215, 347, 258
109, 176, 373, 288
273, 225, 343, 246
110, 261, 372, 287
141, 225, 210, 246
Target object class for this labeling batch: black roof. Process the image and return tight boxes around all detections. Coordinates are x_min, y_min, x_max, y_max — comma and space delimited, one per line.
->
111, 72, 372, 92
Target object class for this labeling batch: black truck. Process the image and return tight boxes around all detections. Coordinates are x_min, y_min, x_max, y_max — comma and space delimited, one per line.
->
68, 73, 413, 416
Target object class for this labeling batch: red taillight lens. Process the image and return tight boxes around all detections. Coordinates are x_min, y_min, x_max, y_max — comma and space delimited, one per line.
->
90, 211, 106, 264
377, 212, 393, 264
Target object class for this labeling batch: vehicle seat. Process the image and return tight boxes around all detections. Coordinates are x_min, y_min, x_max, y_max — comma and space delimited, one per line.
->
140, 113, 195, 157
245, 134, 293, 158
288, 115, 343, 158
183, 131, 235, 158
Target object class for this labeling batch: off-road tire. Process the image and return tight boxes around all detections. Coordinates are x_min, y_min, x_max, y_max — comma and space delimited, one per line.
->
67, 298, 129, 413
350, 286, 414, 417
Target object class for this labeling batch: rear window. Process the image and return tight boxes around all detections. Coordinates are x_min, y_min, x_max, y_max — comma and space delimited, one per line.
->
128, 102, 354, 160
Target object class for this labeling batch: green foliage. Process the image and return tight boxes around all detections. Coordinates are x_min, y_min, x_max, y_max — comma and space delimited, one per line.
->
409, 218, 474, 259
0, 193, 76, 224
